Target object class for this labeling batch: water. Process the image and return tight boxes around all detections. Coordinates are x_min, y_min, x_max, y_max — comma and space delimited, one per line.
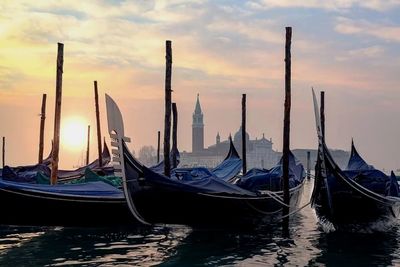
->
1, 180, 400, 266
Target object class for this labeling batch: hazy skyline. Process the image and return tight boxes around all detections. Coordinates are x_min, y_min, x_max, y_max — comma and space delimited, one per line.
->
0, 1, 400, 170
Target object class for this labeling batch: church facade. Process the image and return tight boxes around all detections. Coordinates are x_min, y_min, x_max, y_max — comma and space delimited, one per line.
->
180, 95, 281, 169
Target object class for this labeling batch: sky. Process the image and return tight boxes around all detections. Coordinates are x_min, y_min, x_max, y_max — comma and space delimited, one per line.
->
0, 0, 400, 170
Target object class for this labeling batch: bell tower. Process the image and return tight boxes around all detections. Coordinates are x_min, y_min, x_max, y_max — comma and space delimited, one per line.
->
192, 94, 204, 153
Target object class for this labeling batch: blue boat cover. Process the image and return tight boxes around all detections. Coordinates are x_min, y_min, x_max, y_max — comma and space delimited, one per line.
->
242, 168, 270, 176
343, 141, 399, 197
0, 143, 53, 180
1, 142, 112, 183
168, 138, 242, 182
2, 164, 51, 183
138, 157, 302, 197
149, 148, 180, 173
237, 151, 305, 191
142, 166, 256, 197
57, 141, 111, 179
390, 171, 399, 196
120, 140, 254, 197
345, 141, 374, 171
0, 179, 124, 198
211, 155, 242, 181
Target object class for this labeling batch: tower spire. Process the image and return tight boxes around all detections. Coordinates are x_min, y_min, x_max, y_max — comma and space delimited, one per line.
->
194, 93, 202, 114
192, 94, 204, 153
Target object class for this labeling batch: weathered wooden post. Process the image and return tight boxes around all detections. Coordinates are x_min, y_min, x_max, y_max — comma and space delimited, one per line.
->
38, 94, 47, 164
2, 136, 5, 168
50, 42, 64, 185
282, 27, 292, 232
172, 103, 178, 169
242, 93, 247, 174
157, 131, 161, 163
164, 40, 172, 177
94, 81, 103, 167
86, 125, 90, 165
307, 151, 311, 179
320, 91, 325, 141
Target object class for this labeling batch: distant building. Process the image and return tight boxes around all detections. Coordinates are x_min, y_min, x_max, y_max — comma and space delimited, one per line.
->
180, 95, 280, 169
192, 94, 204, 153
180, 95, 351, 170
292, 149, 350, 170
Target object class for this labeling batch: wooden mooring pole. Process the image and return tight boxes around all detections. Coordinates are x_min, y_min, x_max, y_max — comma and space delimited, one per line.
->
50, 42, 64, 185
320, 91, 325, 141
94, 81, 103, 167
157, 131, 161, 163
2, 136, 5, 168
307, 151, 311, 179
282, 27, 292, 233
242, 94, 247, 174
38, 94, 47, 164
86, 125, 90, 165
164, 40, 172, 177
172, 103, 178, 169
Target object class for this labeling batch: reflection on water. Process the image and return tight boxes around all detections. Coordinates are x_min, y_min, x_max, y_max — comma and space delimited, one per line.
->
0, 225, 192, 266
0, 180, 399, 266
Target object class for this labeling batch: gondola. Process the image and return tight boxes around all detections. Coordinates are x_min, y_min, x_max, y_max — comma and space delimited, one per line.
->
57, 141, 112, 180
0, 144, 53, 182
1, 142, 112, 183
0, 134, 130, 227
0, 109, 250, 227
0, 177, 132, 226
171, 137, 242, 183
106, 94, 305, 227
311, 90, 400, 228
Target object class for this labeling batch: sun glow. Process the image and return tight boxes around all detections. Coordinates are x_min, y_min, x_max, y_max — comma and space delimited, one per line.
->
61, 117, 87, 150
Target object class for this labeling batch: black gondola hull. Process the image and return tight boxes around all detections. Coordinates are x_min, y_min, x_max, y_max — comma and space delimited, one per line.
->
0, 187, 133, 227
128, 180, 304, 227
314, 182, 400, 226
312, 143, 400, 228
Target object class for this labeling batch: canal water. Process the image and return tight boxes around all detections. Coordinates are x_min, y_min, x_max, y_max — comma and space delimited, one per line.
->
0, 180, 399, 266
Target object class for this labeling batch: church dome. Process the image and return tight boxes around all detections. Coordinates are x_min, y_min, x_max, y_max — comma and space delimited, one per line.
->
234, 126, 250, 143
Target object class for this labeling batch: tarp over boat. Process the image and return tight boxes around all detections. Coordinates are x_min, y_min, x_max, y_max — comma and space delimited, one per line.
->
2, 164, 51, 183
0, 179, 123, 199
149, 148, 180, 173
124, 140, 302, 197
1, 142, 112, 183
57, 141, 111, 179
124, 141, 256, 197
237, 151, 305, 191
0, 143, 53, 177
345, 140, 374, 171
210, 138, 242, 181
170, 138, 242, 182
343, 141, 399, 196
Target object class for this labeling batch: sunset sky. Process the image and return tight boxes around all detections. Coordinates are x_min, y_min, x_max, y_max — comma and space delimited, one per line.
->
0, 0, 400, 170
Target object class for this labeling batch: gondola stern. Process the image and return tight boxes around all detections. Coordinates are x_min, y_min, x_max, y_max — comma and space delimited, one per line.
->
225, 136, 241, 161
311, 89, 334, 215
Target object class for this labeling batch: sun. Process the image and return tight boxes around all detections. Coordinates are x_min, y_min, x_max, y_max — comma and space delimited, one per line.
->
61, 117, 87, 150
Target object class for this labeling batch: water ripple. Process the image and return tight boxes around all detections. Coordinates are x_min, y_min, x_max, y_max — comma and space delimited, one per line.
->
0, 181, 399, 266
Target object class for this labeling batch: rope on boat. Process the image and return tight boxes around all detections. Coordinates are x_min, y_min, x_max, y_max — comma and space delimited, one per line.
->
274, 201, 311, 221
245, 185, 306, 212
245, 201, 283, 215
336, 173, 400, 206
259, 191, 291, 207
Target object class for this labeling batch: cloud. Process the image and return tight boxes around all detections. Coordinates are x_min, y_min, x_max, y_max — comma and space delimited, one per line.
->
0, 66, 26, 90
249, 0, 400, 11
0, 0, 400, 169
335, 17, 400, 42
335, 45, 385, 61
